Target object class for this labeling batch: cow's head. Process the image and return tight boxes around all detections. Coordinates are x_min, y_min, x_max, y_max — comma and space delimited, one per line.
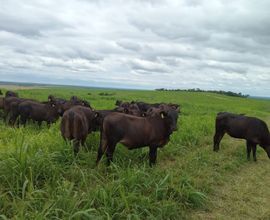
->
262, 140, 270, 159
147, 107, 179, 133
161, 109, 179, 132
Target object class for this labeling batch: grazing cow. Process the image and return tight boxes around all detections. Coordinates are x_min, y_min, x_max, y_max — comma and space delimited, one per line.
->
60, 106, 99, 154
96, 108, 179, 166
213, 112, 270, 161
18, 100, 61, 127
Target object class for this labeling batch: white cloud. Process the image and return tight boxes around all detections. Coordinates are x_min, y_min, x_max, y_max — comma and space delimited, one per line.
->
0, 0, 270, 95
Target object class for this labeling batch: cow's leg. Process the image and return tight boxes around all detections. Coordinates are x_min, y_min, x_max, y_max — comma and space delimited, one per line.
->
73, 139, 80, 155
106, 141, 116, 166
3, 111, 7, 123
12, 109, 20, 127
213, 130, 225, 152
251, 144, 257, 162
96, 132, 107, 165
38, 121, 42, 128
8, 111, 17, 126
3, 110, 9, 124
20, 116, 27, 127
149, 146, 158, 166
81, 137, 86, 148
246, 141, 252, 160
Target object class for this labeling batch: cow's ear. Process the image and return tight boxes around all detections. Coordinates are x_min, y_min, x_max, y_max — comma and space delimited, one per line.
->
160, 111, 166, 119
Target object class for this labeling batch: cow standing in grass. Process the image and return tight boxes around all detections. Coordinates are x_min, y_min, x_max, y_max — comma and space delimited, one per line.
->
1, 91, 19, 122
3, 97, 33, 125
213, 112, 270, 161
96, 107, 180, 166
18, 100, 61, 127
60, 106, 99, 155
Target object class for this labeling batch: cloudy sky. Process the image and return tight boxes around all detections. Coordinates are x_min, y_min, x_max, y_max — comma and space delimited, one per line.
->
0, 0, 270, 96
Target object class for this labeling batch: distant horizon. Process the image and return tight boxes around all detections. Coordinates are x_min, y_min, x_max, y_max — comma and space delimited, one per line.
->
1, 80, 270, 98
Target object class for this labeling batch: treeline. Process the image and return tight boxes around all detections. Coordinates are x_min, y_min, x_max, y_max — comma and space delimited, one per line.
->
155, 88, 249, 98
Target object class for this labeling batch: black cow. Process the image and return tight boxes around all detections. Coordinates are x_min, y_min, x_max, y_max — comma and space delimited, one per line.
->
18, 100, 61, 127
96, 108, 179, 166
3, 97, 33, 125
213, 112, 270, 161
60, 106, 99, 154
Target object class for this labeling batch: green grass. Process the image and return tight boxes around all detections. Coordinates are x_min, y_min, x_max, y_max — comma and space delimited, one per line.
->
0, 87, 270, 219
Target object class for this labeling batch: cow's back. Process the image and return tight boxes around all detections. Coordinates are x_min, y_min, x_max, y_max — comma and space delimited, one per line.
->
61, 108, 89, 141
216, 112, 270, 143
102, 113, 166, 148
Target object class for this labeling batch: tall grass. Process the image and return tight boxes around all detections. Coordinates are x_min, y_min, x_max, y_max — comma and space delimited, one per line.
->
0, 87, 270, 219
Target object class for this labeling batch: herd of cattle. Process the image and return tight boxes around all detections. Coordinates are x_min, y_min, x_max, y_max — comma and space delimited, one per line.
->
0, 90, 270, 165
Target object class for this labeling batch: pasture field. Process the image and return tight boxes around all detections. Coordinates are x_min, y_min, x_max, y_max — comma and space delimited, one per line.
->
0, 87, 270, 219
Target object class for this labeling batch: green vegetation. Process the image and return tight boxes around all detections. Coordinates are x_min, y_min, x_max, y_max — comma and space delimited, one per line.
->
0, 87, 269, 219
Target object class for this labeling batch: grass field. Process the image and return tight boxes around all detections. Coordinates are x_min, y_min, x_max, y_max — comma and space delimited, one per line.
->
0, 87, 270, 219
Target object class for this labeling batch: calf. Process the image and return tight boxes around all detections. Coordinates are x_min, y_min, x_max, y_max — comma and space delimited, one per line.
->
60, 106, 98, 154
18, 100, 61, 127
213, 112, 270, 161
96, 108, 179, 166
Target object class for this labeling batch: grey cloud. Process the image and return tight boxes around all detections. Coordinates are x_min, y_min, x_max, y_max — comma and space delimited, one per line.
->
117, 40, 142, 52
0, 0, 270, 96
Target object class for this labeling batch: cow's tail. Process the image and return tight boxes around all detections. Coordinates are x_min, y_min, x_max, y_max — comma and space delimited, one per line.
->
61, 111, 75, 140
68, 111, 75, 139
96, 125, 108, 165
